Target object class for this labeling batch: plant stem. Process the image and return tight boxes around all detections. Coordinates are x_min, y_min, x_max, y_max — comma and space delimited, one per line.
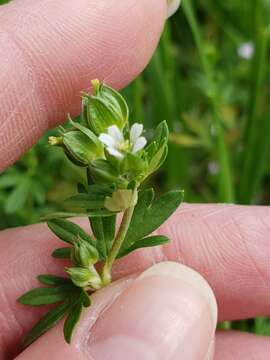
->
182, 0, 234, 202
238, 0, 268, 204
101, 190, 137, 285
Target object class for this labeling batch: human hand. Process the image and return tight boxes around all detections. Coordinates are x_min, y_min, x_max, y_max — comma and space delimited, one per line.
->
1, 0, 270, 359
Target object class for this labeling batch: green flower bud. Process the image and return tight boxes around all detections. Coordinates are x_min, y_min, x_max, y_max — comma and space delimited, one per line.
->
66, 267, 92, 288
49, 127, 104, 167
66, 266, 102, 290
83, 79, 129, 135
87, 265, 103, 290
144, 121, 169, 178
71, 237, 99, 267
105, 189, 138, 212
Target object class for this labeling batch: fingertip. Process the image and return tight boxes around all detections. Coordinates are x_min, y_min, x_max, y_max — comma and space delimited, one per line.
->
0, 0, 167, 170
86, 262, 217, 359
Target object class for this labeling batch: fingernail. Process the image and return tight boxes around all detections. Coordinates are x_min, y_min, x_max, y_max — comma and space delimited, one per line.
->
167, 0, 181, 18
87, 261, 217, 360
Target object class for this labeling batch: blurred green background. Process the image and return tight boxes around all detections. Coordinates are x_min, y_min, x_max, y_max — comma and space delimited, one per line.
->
1, 0, 270, 334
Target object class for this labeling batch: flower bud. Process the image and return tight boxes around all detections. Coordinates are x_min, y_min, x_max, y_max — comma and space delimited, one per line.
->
83, 79, 129, 135
66, 266, 102, 289
66, 267, 92, 288
49, 128, 104, 167
71, 237, 99, 267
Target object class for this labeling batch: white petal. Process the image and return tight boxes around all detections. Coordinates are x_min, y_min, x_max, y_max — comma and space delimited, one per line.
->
107, 125, 124, 145
167, 0, 181, 18
130, 123, 143, 144
107, 147, 124, 159
132, 137, 147, 153
99, 134, 116, 148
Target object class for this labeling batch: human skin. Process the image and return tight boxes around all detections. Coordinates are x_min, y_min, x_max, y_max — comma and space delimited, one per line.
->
1, 0, 270, 359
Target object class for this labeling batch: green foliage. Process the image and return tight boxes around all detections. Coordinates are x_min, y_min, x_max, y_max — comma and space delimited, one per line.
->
18, 285, 75, 306
37, 275, 72, 286
23, 301, 71, 347
118, 235, 170, 258
47, 218, 96, 246
120, 189, 184, 252
64, 301, 83, 343
52, 247, 71, 259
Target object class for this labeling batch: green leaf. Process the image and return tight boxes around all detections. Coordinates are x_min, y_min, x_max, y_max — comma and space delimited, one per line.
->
37, 275, 72, 286
5, 179, 31, 214
0, 173, 21, 189
42, 210, 114, 221
120, 189, 184, 252
69, 119, 103, 149
77, 180, 116, 260
18, 285, 75, 306
102, 215, 116, 253
118, 235, 170, 258
64, 301, 83, 344
47, 219, 95, 246
152, 121, 169, 146
51, 247, 72, 259
62, 130, 104, 166
23, 301, 71, 347
89, 159, 127, 187
90, 218, 107, 259
147, 143, 168, 176
80, 289, 91, 307
65, 193, 105, 210
88, 183, 115, 196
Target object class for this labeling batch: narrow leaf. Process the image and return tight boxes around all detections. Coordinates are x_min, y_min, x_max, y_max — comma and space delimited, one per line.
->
18, 285, 74, 306
51, 247, 71, 259
90, 218, 107, 259
5, 179, 31, 214
23, 301, 71, 347
42, 210, 114, 221
65, 193, 105, 209
37, 275, 72, 286
102, 215, 116, 253
88, 183, 115, 196
118, 235, 170, 258
120, 190, 183, 252
64, 301, 83, 344
47, 219, 95, 246
80, 289, 91, 307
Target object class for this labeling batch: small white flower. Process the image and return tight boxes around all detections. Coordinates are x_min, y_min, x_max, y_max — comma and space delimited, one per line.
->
238, 42, 254, 60
99, 123, 147, 159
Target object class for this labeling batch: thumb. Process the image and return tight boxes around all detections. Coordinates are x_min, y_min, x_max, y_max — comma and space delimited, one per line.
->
16, 262, 217, 360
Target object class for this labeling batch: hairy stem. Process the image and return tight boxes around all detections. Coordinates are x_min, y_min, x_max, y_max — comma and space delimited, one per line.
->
101, 190, 137, 285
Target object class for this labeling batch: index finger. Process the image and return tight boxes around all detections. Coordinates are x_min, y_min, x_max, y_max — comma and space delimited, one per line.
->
0, 0, 167, 171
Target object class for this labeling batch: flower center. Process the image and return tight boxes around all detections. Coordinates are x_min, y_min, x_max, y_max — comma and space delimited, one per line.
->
117, 140, 130, 153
